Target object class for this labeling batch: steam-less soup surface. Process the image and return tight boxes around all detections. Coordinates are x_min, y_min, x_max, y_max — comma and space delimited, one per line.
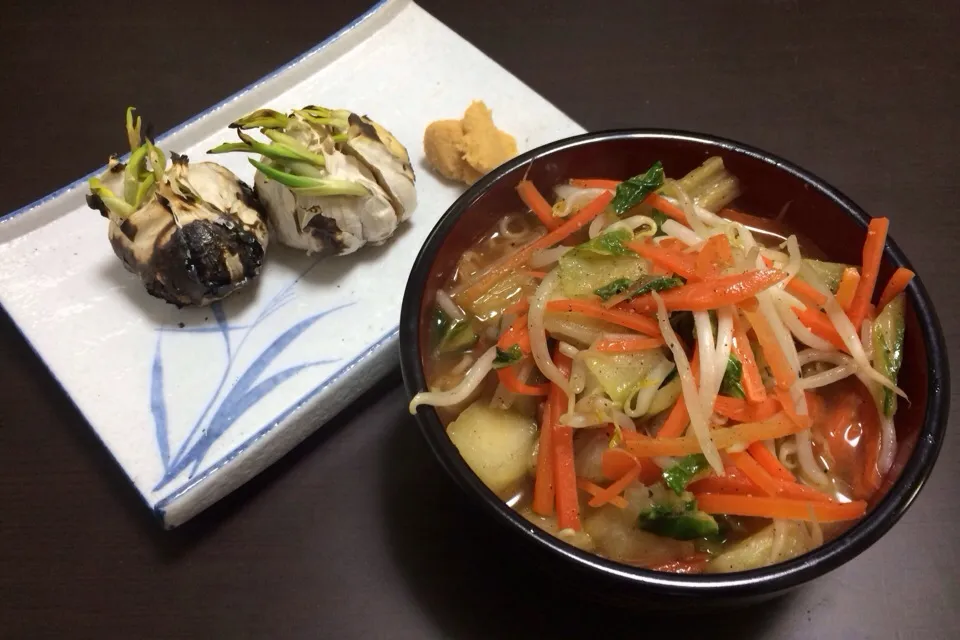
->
411, 158, 910, 574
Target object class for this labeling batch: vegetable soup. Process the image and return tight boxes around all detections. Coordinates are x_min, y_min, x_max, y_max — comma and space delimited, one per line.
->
411, 158, 911, 574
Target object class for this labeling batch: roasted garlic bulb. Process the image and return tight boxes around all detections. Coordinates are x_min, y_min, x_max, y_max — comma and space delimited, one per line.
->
209, 106, 416, 255
87, 108, 269, 307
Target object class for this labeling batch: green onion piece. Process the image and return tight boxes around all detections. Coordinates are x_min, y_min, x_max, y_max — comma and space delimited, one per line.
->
285, 161, 326, 179
145, 138, 166, 184
125, 106, 142, 152
230, 109, 289, 130
260, 130, 327, 167
297, 106, 350, 129
207, 142, 255, 155
89, 178, 135, 217
249, 159, 367, 196
133, 173, 156, 208
123, 143, 150, 205
237, 131, 313, 164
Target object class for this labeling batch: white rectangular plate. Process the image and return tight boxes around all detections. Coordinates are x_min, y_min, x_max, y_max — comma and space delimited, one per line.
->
0, 0, 584, 527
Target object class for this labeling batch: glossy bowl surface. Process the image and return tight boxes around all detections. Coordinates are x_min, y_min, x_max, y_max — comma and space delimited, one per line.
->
400, 130, 950, 607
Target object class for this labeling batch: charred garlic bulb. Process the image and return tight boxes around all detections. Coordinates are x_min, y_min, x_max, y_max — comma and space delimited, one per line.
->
209, 106, 416, 256
87, 108, 269, 307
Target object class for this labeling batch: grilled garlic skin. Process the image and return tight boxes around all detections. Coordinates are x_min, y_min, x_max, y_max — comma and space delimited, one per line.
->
87, 109, 269, 307
210, 106, 416, 256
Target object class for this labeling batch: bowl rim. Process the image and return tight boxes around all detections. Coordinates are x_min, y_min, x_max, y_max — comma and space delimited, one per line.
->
399, 128, 950, 596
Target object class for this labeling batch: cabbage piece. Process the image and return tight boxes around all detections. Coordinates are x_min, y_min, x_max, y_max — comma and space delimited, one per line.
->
584, 505, 695, 566
648, 376, 681, 415
705, 521, 812, 573
582, 349, 669, 405
557, 230, 647, 297
446, 402, 537, 494
872, 293, 906, 416
465, 272, 537, 322
798, 259, 853, 293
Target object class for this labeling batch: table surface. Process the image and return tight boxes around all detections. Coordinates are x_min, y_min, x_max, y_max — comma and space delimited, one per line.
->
2, 0, 958, 637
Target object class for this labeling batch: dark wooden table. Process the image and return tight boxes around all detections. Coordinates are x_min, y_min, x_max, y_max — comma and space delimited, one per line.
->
2, 1, 958, 637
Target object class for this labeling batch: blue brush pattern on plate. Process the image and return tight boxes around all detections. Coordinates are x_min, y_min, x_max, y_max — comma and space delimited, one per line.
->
151, 260, 351, 493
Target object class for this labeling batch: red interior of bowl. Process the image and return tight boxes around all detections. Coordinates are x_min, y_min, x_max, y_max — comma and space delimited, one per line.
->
417, 135, 928, 503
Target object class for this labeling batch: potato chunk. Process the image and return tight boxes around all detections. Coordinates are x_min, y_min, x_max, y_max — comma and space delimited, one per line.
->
447, 402, 537, 494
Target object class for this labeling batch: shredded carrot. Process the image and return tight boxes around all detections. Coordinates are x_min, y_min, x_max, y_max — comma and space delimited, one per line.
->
546, 298, 661, 337
741, 307, 796, 390
458, 190, 613, 303
624, 413, 803, 458
497, 314, 531, 354
695, 234, 734, 279
786, 276, 827, 308
792, 305, 848, 351
689, 473, 831, 503
847, 217, 890, 329
593, 335, 666, 352
729, 450, 781, 496
532, 401, 555, 515
746, 441, 796, 482
516, 180, 561, 231
627, 239, 699, 280
694, 493, 867, 522
877, 267, 914, 310
524, 270, 548, 279
835, 267, 861, 311
576, 477, 629, 509
775, 388, 812, 429
760, 256, 828, 307
647, 193, 689, 226
496, 366, 549, 396
689, 474, 762, 497
776, 479, 834, 503
657, 396, 690, 440
731, 317, 767, 403
655, 346, 699, 439
550, 355, 580, 531
627, 269, 787, 313
588, 464, 641, 507
600, 448, 662, 485
569, 178, 620, 190
714, 395, 780, 423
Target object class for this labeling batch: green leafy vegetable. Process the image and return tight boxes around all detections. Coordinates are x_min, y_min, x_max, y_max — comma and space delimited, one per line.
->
431, 307, 478, 354
626, 275, 684, 300
611, 161, 665, 215
719, 355, 745, 400
493, 344, 524, 369
651, 209, 669, 237
574, 229, 635, 257
638, 497, 719, 540
662, 454, 710, 494
594, 278, 634, 301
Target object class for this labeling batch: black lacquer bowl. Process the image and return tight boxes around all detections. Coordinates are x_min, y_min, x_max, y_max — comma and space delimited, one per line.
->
399, 130, 949, 608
